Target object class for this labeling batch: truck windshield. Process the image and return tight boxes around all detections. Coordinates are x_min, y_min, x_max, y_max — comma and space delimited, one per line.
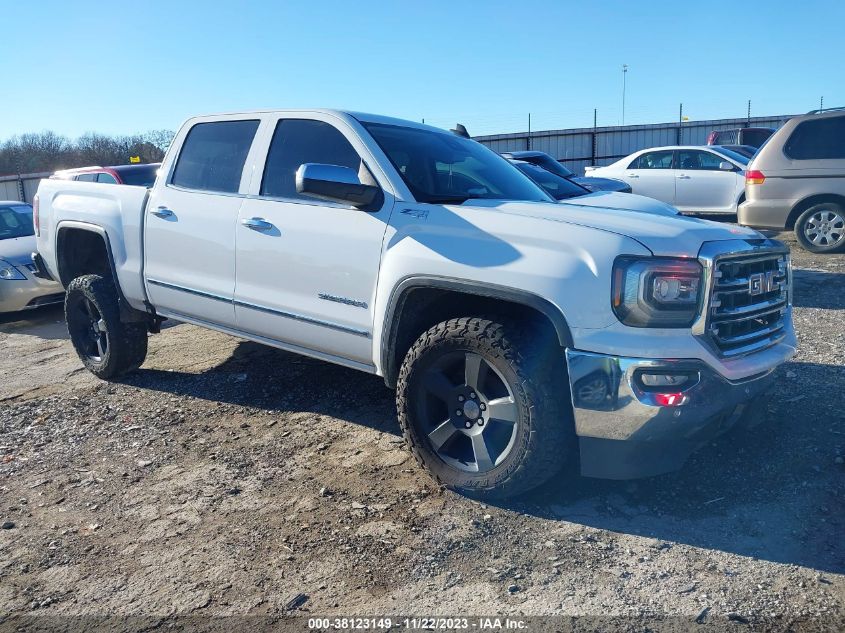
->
363, 122, 554, 205
0, 205, 34, 240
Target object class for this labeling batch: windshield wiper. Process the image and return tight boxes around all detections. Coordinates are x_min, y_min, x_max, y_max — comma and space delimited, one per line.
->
422, 195, 487, 205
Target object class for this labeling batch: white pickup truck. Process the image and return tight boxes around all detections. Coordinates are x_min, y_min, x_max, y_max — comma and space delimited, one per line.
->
33, 109, 796, 498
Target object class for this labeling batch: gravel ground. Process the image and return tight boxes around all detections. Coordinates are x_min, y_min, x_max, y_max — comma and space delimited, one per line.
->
0, 231, 843, 631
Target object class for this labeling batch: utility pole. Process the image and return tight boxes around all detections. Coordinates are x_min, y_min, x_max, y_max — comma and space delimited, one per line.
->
591, 108, 598, 167
746, 99, 751, 127
621, 64, 628, 126
678, 103, 683, 145
527, 113, 531, 150
820, 96, 824, 112
13, 146, 24, 202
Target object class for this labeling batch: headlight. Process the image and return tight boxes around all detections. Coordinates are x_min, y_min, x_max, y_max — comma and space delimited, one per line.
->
0, 260, 26, 281
611, 257, 702, 327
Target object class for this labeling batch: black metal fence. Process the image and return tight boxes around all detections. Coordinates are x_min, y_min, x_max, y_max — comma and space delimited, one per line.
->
474, 114, 796, 176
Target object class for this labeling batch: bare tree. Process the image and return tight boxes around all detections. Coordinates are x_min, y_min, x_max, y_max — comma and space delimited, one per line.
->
142, 130, 176, 154
0, 130, 176, 175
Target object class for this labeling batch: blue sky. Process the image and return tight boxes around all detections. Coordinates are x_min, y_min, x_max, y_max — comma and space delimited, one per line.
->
3, 0, 843, 139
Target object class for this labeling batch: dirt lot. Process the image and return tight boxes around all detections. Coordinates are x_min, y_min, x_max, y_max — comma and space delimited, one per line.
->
1, 231, 843, 631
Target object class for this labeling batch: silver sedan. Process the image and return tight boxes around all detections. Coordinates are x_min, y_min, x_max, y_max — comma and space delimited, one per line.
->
0, 201, 63, 313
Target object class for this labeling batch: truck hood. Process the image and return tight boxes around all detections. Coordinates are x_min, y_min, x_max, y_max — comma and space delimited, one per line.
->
558, 191, 679, 217
0, 235, 36, 267
460, 199, 762, 257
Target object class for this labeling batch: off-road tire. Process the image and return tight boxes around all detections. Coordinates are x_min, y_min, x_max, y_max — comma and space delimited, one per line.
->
794, 203, 845, 254
65, 274, 148, 379
396, 316, 574, 499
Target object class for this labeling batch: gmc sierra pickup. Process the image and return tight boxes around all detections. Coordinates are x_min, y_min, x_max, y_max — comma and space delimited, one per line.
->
33, 109, 796, 498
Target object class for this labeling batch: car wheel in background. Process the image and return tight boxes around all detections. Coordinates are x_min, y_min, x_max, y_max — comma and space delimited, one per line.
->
396, 316, 574, 499
65, 274, 148, 379
573, 371, 610, 407
794, 203, 845, 254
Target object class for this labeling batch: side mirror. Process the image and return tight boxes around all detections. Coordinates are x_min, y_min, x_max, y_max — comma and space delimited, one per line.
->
295, 163, 381, 208
718, 161, 735, 171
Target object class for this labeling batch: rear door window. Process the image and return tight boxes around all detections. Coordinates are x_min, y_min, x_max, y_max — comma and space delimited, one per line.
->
784, 117, 845, 160
76, 173, 97, 182
97, 173, 118, 184
171, 120, 260, 193
629, 150, 674, 169
677, 150, 724, 170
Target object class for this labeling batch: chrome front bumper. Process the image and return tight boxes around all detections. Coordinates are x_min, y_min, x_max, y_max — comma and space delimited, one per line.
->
566, 349, 776, 479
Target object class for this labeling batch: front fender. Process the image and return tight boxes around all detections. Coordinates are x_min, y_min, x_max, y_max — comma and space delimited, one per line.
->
372, 205, 651, 374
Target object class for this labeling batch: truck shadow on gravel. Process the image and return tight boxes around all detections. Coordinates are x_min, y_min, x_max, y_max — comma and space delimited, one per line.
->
122, 340, 401, 436
123, 344, 843, 574
511, 359, 845, 575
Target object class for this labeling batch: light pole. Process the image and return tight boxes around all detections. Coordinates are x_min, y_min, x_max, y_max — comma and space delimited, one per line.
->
622, 64, 628, 126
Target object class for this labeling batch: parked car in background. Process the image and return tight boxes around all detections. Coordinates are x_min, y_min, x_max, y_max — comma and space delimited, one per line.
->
501, 150, 631, 193
34, 109, 795, 498
738, 108, 845, 253
707, 127, 775, 148
509, 159, 679, 216
52, 163, 161, 187
585, 146, 749, 215
714, 144, 758, 159
0, 201, 63, 312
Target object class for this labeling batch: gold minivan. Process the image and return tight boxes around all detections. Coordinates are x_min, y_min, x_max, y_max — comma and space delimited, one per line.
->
738, 108, 845, 253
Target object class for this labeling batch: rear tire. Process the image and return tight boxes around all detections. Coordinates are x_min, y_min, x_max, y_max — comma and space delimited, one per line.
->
65, 274, 148, 379
794, 203, 845, 253
396, 316, 574, 499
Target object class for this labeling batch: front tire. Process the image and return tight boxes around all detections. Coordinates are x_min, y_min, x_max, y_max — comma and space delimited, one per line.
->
396, 317, 574, 499
65, 274, 148, 379
794, 203, 845, 253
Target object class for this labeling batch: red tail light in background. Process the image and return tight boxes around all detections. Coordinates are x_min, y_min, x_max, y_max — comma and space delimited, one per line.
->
654, 393, 686, 407
746, 170, 766, 185
33, 194, 40, 237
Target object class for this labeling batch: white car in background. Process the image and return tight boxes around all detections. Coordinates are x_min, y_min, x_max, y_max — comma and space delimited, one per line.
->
586, 146, 749, 215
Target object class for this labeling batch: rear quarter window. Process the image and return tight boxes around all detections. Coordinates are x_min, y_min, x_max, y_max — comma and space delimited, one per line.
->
171, 120, 260, 193
784, 117, 845, 160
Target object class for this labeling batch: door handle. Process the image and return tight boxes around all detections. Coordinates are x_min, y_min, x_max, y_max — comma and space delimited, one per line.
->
151, 206, 174, 218
241, 217, 275, 232
627, 173, 639, 178
677, 174, 691, 179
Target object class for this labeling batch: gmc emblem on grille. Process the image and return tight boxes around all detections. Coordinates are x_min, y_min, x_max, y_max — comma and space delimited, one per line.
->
749, 271, 779, 296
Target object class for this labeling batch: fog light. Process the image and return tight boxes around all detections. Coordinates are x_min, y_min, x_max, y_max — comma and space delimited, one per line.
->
641, 373, 689, 387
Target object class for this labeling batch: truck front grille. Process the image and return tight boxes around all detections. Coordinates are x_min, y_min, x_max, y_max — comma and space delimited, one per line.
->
708, 252, 789, 357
